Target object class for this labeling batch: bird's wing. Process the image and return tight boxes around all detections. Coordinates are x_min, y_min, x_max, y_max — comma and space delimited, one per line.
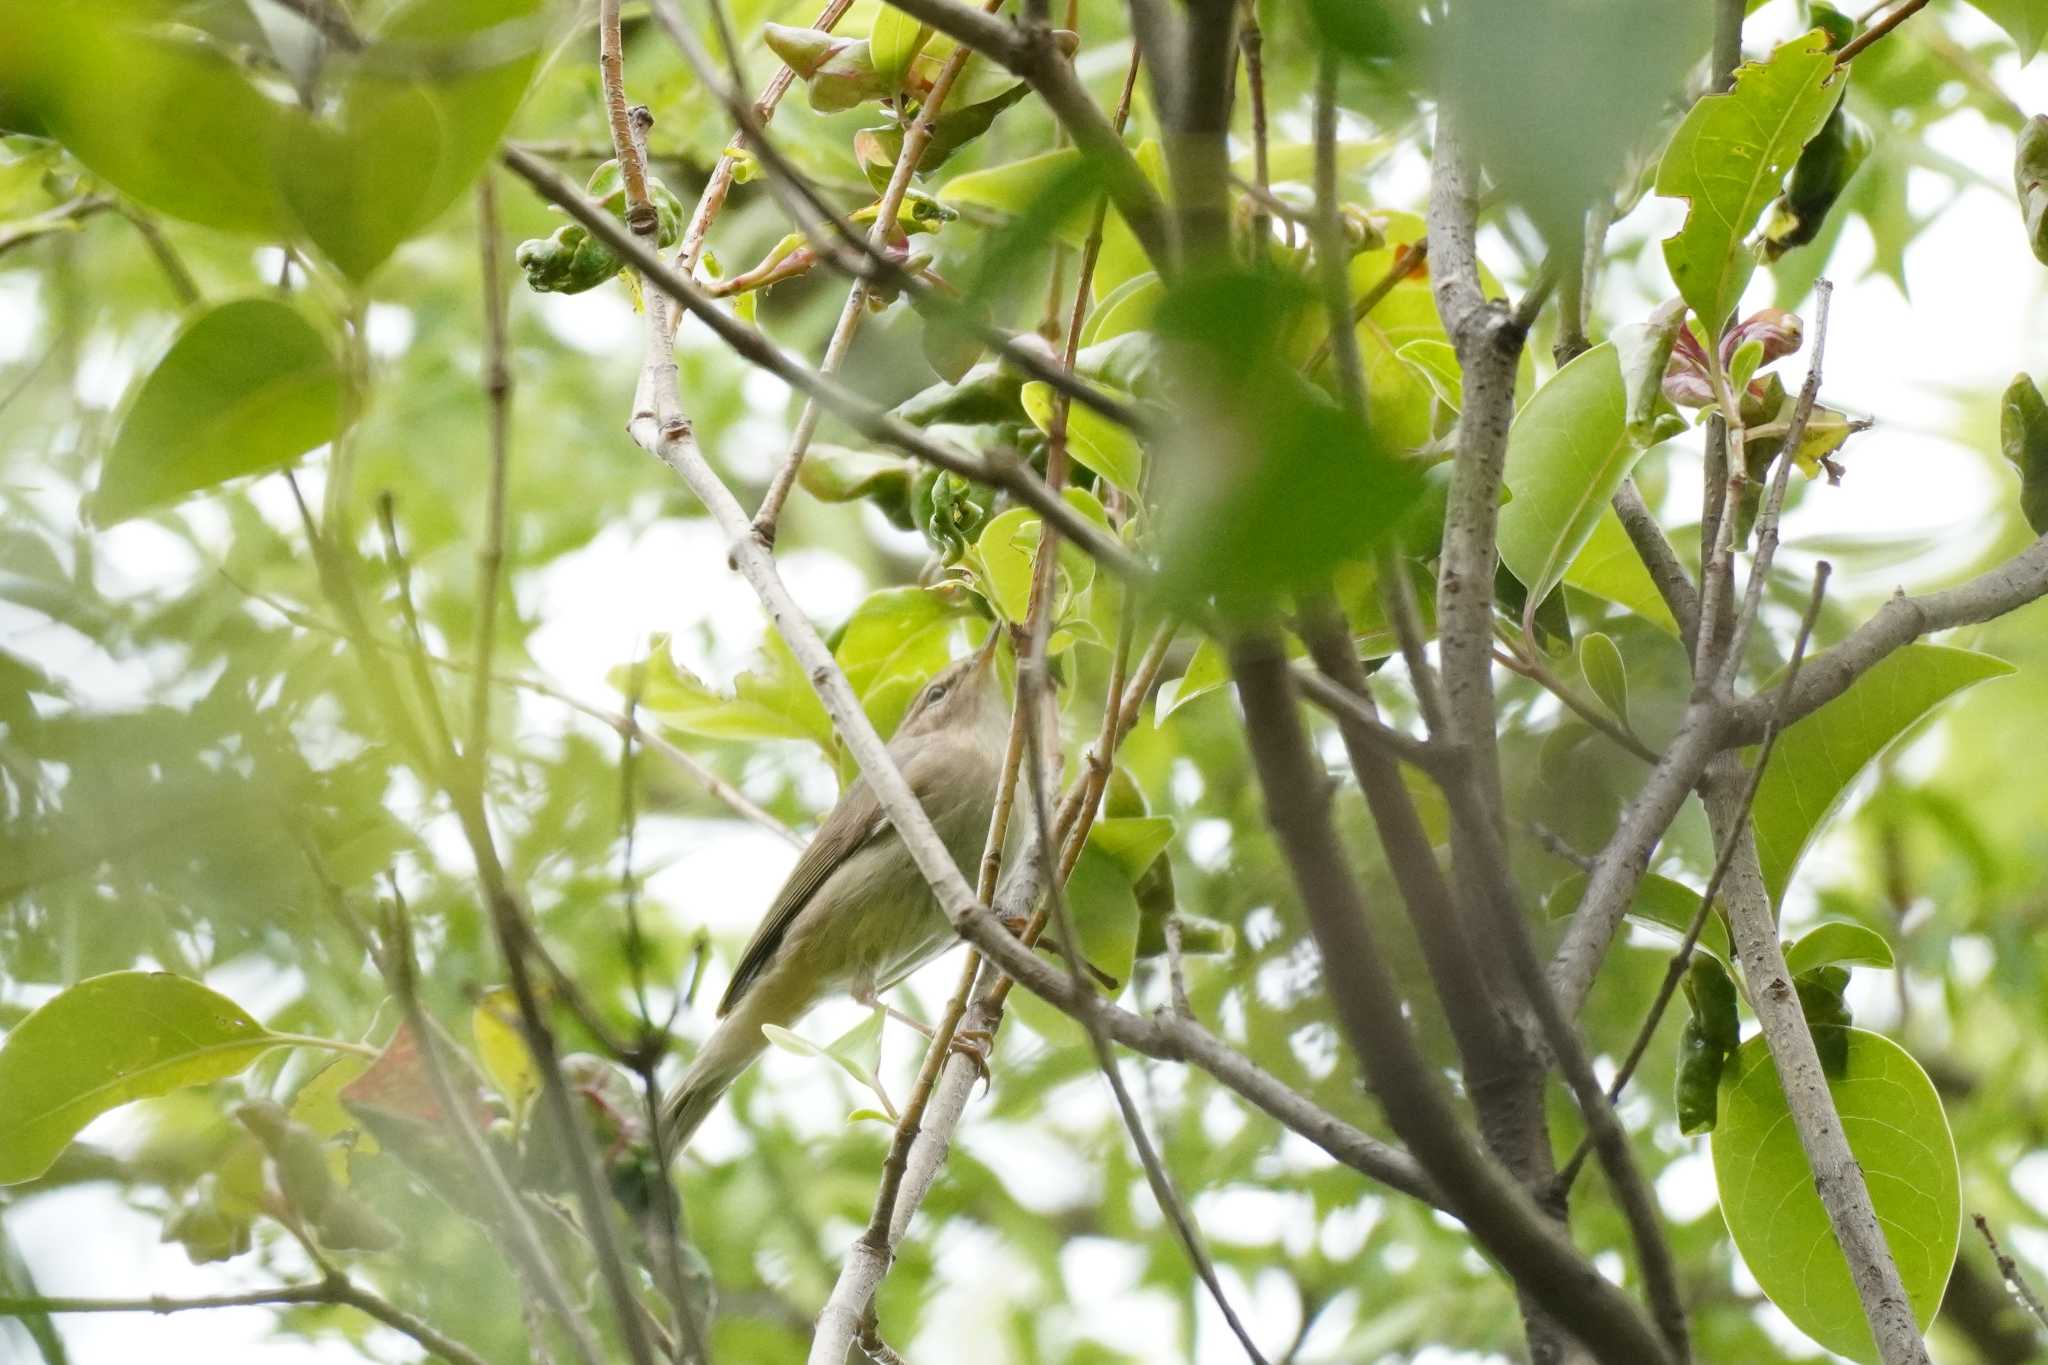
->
717, 775, 884, 1017
715, 741, 977, 1017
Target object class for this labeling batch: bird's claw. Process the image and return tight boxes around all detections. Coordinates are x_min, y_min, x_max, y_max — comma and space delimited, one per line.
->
949, 1027, 994, 1093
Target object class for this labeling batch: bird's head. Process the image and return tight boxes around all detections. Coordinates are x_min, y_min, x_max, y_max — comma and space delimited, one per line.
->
894, 629, 1008, 744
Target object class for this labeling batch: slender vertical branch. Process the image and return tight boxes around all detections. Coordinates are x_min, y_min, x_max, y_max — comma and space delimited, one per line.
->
1975, 1214, 2048, 1334
470, 176, 512, 785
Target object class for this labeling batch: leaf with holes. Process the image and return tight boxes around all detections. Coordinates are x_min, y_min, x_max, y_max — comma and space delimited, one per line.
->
1712, 1028, 1958, 1363
1656, 32, 1845, 336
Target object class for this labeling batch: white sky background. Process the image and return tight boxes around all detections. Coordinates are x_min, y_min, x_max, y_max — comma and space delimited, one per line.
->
7, 3, 2048, 1361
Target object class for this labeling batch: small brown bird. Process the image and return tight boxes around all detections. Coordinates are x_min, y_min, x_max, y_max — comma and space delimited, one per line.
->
661, 632, 1011, 1147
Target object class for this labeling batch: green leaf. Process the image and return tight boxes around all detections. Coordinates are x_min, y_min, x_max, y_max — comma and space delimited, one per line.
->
1011, 844, 1141, 1043
2000, 372, 2048, 534
1080, 273, 1163, 347
280, 0, 544, 283
1018, 381, 1143, 492
868, 3, 930, 90
1545, 871, 1731, 966
290, 1054, 379, 1184
1157, 638, 1230, 722
89, 300, 353, 527
1579, 632, 1630, 727
0, 973, 280, 1185
762, 1007, 888, 1102
940, 146, 1096, 243
1967, 0, 2048, 61
1498, 343, 1647, 612
1750, 644, 2013, 904
1785, 922, 1895, 977
1561, 509, 1681, 635
1394, 339, 1463, 414
1712, 1028, 1958, 1364
969, 488, 1105, 634
834, 586, 963, 736
623, 630, 834, 750
1657, 32, 1846, 336
1087, 816, 1175, 882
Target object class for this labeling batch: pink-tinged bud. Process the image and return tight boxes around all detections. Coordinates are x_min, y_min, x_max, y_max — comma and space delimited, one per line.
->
1721, 308, 1803, 368
1662, 366, 1715, 408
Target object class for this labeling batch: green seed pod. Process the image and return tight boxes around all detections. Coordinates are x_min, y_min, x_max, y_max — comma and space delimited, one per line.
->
1684, 955, 1742, 1054
515, 224, 621, 295
1807, 2, 1858, 51
1675, 1016, 1727, 1135
1795, 965, 1854, 1078
2000, 372, 2048, 534
1762, 104, 1872, 260
2017, 116, 2048, 266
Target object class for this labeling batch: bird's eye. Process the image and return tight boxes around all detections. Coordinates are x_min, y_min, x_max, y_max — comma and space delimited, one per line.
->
925, 682, 949, 703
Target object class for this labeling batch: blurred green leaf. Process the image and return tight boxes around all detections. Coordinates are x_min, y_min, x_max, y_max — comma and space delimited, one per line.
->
1444, 0, 1706, 242
1968, 0, 2048, 61
1712, 1028, 1957, 1364
0, 973, 279, 1185
90, 300, 353, 527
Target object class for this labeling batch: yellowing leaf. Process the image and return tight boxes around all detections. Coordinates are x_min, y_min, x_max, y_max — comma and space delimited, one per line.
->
471, 987, 541, 1122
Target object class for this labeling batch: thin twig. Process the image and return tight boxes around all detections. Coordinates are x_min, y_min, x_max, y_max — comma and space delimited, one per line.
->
1974, 1214, 2048, 1333
0, 1280, 488, 1365
470, 175, 513, 790
1837, 0, 1933, 64
1018, 658, 1270, 1365
1557, 562, 1831, 1192
1716, 279, 1833, 698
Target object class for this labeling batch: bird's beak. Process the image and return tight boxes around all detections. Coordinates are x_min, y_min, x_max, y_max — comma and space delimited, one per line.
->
970, 627, 1002, 673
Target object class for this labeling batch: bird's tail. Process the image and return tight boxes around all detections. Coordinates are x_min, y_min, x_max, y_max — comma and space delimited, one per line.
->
661, 1000, 774, 1151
